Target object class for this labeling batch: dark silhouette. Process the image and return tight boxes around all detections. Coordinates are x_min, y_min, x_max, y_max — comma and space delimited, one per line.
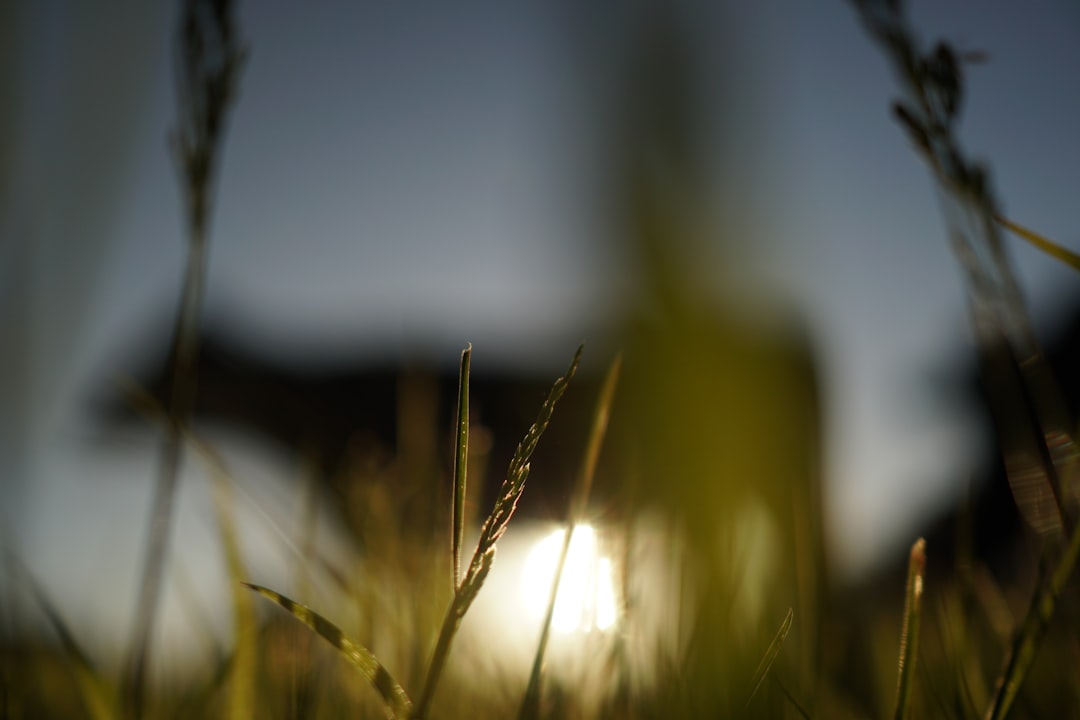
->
96, 328, 604, 541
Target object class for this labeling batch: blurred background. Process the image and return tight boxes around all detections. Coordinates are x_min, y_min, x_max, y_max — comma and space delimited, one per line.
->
3, 0, 1080, 709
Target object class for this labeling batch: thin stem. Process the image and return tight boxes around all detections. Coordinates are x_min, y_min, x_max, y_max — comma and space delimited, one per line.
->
519, 354, 621, 719
124, 1, 245, 715
413, 594, 467, 720
985, 514, 1080, 720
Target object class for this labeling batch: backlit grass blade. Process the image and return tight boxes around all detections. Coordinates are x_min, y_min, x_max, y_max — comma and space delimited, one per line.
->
996, 214, 1080, 275
520, 352, 621, 720
894, 538, 926, 720
414, 345, 583, 719
466, 344, 584, 582
452, 344, 471, 590
746, 607, 794, 709
243, 583, 412, 719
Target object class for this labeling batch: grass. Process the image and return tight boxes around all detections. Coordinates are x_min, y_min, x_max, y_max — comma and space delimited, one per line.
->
518, 353, 620, 720
413, 345, 582, 720
125, 0, 246, 716
852, 1, 1080, 717
893, 538, 925, 720
5, 0, 1080, 717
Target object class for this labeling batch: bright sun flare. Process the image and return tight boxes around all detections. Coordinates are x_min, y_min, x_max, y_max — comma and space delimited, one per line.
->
520, 524, 618, 633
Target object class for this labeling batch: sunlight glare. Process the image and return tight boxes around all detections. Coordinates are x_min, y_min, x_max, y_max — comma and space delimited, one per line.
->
520, 524, 618, 633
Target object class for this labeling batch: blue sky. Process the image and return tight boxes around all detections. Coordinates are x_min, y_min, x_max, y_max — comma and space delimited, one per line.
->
4, 0, 1080, 651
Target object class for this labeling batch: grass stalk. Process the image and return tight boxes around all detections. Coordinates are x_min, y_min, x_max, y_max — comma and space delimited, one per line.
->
120, 377, 260, 717
995, 214, 1080, 276
413, 346, 583, 719
125, 0, 245, 715
984, 514, 1080, 720
851, 0, 1077, 539
204, 445, 258, 720
518, 353, 621, 720
894, 537, 926, 720
851, 2, 1080, 713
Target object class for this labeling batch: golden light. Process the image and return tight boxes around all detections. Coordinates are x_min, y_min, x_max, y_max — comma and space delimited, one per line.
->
519, 524, 618, 633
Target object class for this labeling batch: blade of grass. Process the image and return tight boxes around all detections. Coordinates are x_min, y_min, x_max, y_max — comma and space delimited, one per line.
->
413, 345, 583, 720
6, 550, 116, 720
452, 344, 472, 590
519, 353, 621, 720
119, 381, 318, 719
996, 214, 1080, 275
848, 3, 1080, 714
204, 443, 258, 720
894, 538, 926, 720
117, 378, 258, 717
984, 507, 1080, 720
244, 583, 412, 719
746, 607, 794, 709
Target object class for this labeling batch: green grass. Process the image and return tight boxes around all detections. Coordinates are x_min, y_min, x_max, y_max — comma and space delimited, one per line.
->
6, 0, 1080, 718
853, 1, 1080, 717
893, 538, 925, 720
126, 0, 247, 715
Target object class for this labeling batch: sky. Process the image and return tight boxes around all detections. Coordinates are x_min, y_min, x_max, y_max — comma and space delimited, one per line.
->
4, 0, 1080, 661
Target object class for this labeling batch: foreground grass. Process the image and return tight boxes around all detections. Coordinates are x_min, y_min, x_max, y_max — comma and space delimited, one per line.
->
5, 0, 1080, 718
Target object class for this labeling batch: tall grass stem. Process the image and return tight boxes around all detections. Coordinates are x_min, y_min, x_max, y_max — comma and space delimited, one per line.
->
985, 513, 1080, 719
519, 353, 621, 719
124, 1, 245, 715
413, 346, 582, 719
